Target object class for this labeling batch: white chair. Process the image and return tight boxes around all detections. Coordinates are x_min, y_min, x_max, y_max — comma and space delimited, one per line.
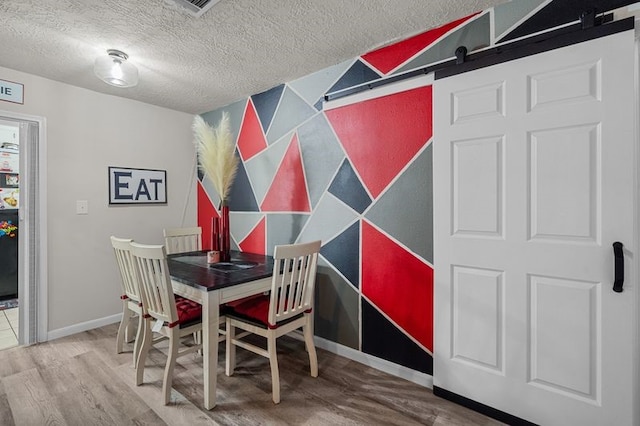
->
111, 236, 144, 367
163, 227, 202, 254
163, 226, 207, 347
225, 240, 321, 404
130, 242, 203, 405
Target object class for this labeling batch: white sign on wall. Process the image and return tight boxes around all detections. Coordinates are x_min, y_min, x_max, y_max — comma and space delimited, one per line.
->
0, 79, 24, 104
108, 166, 167, 205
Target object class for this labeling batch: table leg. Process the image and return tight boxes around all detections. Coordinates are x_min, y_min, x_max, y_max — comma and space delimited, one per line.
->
203, 290, 220, 409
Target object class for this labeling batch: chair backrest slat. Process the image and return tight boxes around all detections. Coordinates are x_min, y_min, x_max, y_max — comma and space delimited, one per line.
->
269, 240, 321, 325
163, 227, 202, 254
130, 242, 178, 325
111, 236, 140, 301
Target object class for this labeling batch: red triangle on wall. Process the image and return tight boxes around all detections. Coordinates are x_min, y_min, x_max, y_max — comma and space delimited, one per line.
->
239, 216, 266, 255
362, 12, 480, 75
361, 220, 433, 352
197, 181, 220, 251
260, 134, 311, 212
325, 85, 432, 200
237, 99, 268, 161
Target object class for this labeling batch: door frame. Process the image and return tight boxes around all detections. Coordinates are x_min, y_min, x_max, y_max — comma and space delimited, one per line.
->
0, 109, 48, 345
632, 23, 640, 426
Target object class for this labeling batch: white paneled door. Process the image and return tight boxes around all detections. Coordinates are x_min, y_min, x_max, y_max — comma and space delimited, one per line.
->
433, 30, 637, 425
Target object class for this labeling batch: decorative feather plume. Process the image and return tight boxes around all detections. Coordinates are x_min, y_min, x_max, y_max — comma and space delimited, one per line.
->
192, 113, 239, 205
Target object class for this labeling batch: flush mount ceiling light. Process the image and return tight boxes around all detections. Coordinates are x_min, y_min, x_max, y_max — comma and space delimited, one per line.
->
94, 49, 138, 88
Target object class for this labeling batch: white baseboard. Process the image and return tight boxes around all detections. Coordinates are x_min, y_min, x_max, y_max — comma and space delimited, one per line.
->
47, 313, 122, 341
47, 314, 434, 389
314, 335, 433, 388
289, 331, 433, 388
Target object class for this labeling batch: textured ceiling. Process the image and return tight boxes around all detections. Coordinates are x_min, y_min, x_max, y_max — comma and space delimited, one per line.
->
0, 0, 506, 114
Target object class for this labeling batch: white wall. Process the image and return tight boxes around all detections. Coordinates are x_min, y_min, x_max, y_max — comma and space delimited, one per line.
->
0, 66, 196, 333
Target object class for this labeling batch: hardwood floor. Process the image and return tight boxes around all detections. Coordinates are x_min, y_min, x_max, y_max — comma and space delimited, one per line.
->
0, 323, 503, 425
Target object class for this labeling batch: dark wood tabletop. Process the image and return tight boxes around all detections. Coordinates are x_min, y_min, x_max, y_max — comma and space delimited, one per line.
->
168, 250, 274, 292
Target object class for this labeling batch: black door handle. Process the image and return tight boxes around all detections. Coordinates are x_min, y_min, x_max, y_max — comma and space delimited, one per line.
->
613, 242, 624, 293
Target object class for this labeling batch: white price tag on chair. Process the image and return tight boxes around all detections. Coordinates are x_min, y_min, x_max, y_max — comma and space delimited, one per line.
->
152, 319, 163, 332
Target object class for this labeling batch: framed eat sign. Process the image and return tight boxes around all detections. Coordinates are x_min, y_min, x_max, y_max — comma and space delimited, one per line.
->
108, 166, 167, 205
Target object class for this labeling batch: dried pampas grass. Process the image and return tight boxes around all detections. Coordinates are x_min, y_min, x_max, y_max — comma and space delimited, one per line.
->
193, 113, 239, 205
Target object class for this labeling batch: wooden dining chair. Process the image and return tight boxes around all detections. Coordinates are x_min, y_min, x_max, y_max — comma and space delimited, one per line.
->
224, 240, 321, 404
163, 226, 208, 348
130, 242, 203, 405
163, 226, 202, 254
111, 236, 145, 367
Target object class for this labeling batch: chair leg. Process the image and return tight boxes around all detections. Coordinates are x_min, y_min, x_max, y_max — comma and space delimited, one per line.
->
132, 312, 145, 368
116, 302, 131, 354
303, 314, 318, 377
267, 333, 280, 404
136, 319, 152, 386
225, 318, 236, 376
218, 316, 227, 343
193, 330, 202, 356
125, 313, 136, 343
163, 329, 180, 405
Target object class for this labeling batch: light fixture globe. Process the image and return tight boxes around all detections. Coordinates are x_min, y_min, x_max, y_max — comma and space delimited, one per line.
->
94, 49, 138, 88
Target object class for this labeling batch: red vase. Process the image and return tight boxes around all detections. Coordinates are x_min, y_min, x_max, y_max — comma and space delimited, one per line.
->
211, 216, 220, 251
220, 204, 231, 261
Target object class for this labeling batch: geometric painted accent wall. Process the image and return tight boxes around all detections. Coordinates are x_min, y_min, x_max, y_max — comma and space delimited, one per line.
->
324, 86, 432, 199
197, 0, 597, 377
200, 66, 435, 373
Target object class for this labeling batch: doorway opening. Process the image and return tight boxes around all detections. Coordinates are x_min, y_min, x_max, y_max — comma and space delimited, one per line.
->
0, 111, 47, 348
0, 120, 20, 349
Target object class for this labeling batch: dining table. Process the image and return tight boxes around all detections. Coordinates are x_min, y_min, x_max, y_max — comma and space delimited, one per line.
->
167, 249, 274, 409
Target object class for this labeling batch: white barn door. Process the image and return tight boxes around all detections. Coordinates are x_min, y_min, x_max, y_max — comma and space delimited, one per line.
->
433, 30, 637, 425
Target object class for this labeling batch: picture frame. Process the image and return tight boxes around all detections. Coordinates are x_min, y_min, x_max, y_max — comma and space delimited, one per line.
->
108, 166, 167, 205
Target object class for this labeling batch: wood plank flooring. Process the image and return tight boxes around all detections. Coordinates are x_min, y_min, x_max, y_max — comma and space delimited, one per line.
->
0, 323, 504, 425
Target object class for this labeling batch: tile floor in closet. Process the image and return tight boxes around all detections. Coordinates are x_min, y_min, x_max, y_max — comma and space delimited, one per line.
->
0, 307, 18, 350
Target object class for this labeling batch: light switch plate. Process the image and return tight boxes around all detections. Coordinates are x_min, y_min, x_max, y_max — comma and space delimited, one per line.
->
76, 200, 88, 215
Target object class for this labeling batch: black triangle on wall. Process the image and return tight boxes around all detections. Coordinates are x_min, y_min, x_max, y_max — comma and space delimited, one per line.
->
321, 221, 360, 289
252, 84, 285, 133
326, 60, 381, 96
328, 159, 372, 215
227, 155, 259, 211
362, 299, 432, 375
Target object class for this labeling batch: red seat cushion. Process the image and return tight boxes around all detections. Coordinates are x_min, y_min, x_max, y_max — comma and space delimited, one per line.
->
227, 294, 312, 329
170, 296, 202, 328
229, 294, 272, 327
